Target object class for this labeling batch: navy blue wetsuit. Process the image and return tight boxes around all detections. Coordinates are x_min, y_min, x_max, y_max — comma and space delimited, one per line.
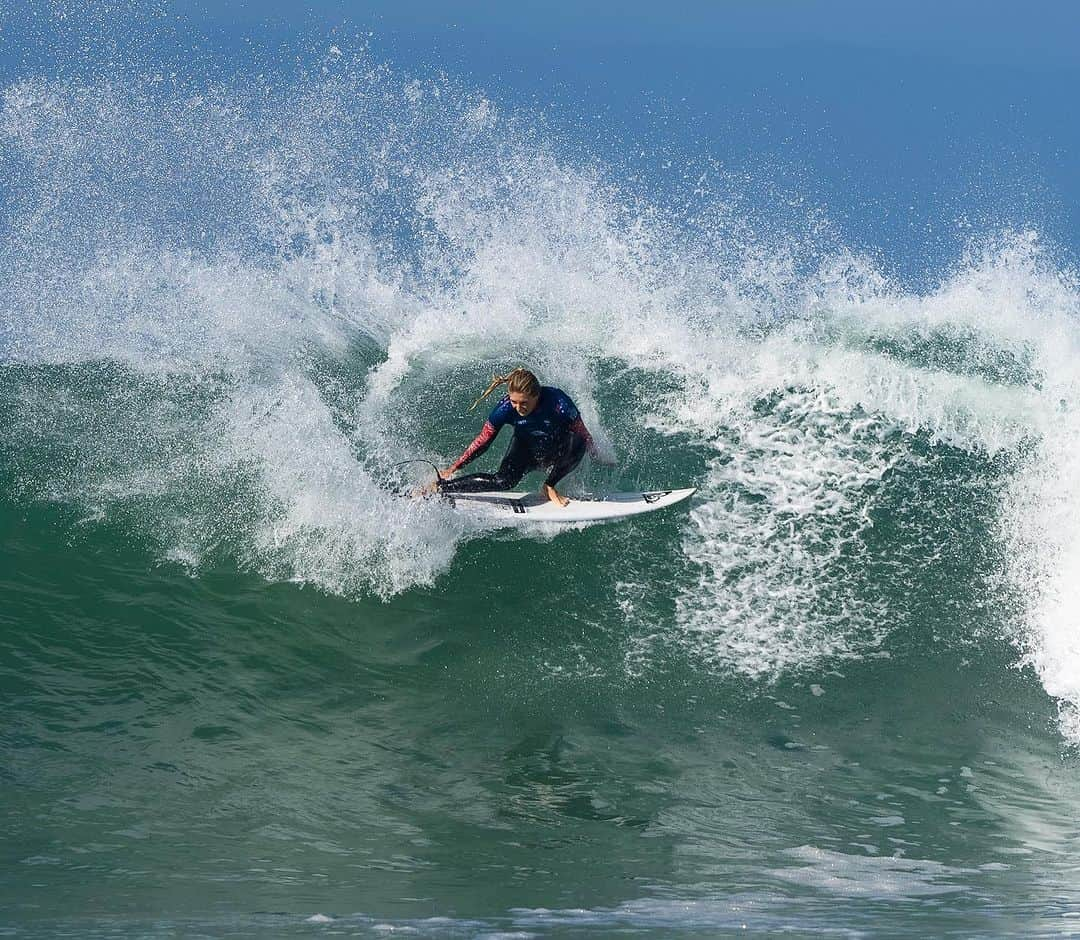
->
443, 387, 596, 493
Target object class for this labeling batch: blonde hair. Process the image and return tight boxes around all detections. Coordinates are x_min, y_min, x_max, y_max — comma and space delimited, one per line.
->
469, 367, 540, 411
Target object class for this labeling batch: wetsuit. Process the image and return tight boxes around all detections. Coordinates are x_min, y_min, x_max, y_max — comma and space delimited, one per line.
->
441, 387, 597, 494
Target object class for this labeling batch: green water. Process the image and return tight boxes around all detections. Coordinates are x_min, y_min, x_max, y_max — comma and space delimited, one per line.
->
3, 451, 1078, 937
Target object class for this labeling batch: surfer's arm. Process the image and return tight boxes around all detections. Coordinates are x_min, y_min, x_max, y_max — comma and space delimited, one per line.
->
568, 416, 608, 461
554, 390, 609, 464
448, 420, 500, 473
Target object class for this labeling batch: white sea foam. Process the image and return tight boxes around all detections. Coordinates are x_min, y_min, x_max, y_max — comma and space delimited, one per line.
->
3, 60, 1080, 738
771, 845, 973, 898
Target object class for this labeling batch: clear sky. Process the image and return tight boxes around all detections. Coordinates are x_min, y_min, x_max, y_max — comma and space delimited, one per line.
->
3, 0, 1078, 279
163, 1, 1080, 71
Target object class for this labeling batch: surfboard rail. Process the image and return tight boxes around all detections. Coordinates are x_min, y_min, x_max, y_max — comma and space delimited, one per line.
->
442, 487, 696, 522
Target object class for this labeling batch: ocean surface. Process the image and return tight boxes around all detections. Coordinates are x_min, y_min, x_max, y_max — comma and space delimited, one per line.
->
3, 4, 1080, 936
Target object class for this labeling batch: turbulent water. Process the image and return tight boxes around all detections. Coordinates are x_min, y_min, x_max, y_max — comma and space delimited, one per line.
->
3, 26, 1080, 938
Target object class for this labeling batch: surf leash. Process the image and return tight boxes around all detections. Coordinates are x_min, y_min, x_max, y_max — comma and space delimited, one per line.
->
389, 458, 445, 497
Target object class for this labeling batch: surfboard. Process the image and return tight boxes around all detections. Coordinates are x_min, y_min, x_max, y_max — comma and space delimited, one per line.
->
440, 487, 695, 523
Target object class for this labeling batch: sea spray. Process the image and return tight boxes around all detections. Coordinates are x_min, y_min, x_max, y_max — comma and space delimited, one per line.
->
2, 53, 1080, 741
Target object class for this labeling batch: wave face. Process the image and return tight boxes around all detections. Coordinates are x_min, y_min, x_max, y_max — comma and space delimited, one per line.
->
3, 30, 1080, 937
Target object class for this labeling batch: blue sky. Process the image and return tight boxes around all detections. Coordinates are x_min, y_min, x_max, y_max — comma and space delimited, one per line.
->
3, 1, 1078, 280
163, 1, 1080, 71
180, 1, 1080, 272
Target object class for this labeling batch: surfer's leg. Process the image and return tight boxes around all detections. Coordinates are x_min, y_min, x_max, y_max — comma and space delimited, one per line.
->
544, 433, 586, 489
440, 437, 534, 493
492, 435, 534, 489
437, 472, 503, 493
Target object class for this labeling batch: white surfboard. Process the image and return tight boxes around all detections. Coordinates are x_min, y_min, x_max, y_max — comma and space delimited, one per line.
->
441, 487, 695, 523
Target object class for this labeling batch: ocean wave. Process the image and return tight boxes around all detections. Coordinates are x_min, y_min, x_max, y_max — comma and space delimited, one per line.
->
2, 56, 1079, 738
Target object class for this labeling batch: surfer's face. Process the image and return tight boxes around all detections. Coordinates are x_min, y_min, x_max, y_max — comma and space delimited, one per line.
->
509, 391, 539, 416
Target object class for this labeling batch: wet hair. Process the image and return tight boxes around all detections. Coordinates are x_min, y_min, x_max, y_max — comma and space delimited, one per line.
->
469, 367, 541, 411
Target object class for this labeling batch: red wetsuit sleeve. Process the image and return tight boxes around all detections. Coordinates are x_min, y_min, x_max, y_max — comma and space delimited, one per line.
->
568, 416, 599, 456
450, 421, 499, 472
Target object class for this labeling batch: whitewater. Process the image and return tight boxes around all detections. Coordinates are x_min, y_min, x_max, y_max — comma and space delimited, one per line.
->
3, 29, 1080, 937
3, 58, 1077, 735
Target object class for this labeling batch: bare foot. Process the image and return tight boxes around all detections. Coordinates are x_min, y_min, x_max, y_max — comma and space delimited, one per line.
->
543, 484, 570, 507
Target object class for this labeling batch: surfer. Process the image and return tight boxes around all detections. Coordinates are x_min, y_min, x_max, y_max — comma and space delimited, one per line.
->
434, 368, 605, 507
